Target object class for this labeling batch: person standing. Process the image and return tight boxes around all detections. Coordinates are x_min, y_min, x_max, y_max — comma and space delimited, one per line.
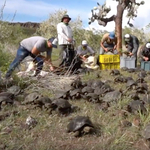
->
5, 36, 57, 78
57, 14, 74, 67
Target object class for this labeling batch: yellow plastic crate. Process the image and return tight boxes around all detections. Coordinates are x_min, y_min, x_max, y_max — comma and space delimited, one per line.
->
100, 63, 120, 70
99, 55, 120, 63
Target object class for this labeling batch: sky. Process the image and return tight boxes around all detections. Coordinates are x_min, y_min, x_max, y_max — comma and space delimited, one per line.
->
0, 0, 150, 32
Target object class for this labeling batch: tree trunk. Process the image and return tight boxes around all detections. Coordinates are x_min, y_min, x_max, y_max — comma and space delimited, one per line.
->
115, 4, 124, 53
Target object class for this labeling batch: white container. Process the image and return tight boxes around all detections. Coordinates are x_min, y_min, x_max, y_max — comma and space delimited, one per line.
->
120, 56, 136, 69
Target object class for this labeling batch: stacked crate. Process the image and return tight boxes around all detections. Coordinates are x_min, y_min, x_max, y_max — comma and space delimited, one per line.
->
141, 61, 150, 71
99, 55, 120, 70
120, 56, 136, 69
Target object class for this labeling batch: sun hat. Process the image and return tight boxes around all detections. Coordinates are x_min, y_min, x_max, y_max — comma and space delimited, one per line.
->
146, 43, 150, 49
109, 32, 115, 39
82, 40, 88, 46
61, 14, 71, 22
124, 34, 131, 41
48, 37, 58, 48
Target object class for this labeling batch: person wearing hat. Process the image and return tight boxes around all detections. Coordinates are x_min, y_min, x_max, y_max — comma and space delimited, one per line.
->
57, 14, 74, 67
100, 31, 117, 55
139, 42, 150, 62
123, 34, 139, 66
5, 36, 58, 78
77, 40, 95, 61
76, 40, 98, 69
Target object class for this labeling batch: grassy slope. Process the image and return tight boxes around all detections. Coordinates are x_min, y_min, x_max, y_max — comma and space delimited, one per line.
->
0, 25, 149, 150
0, 69, 150, 150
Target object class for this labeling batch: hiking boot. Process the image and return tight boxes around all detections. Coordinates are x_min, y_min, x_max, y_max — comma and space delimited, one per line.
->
5, 72, 11, 79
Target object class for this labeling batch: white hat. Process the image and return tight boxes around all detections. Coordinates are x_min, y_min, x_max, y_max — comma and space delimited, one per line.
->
124, 34, 131, 42
52, 38, 58, 48
82, 40, 88, 46
146, 43, 150, 49
124, 34, 130, 38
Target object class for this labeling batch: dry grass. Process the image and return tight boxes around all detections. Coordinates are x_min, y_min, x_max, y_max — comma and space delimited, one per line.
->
0, 67, 150, 150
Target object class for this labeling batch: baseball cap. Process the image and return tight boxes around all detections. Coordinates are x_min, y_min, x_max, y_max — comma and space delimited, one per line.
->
82, 40, 88, 46
146, 43, 150, 49
109, 32, 115, 39
124, 34, 131, 41
48, 37, 58, 48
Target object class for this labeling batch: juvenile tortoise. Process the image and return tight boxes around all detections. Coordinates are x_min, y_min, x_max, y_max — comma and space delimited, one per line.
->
110, 69, 120, 76
7, 85, 22, 95
0, 92, 15, 108
121, 67, 128, 71
102, 90, 122, 102
81, 86, 94, 95
69, 88, 82, 100
50, 99, 72, 115
67, 116, 94, 137
126, 79, 137, 90
137, 71, 147, 78
114, 76, 127, 83
85, 93, 100, 103
127, 100, 146, 114
90, 79, 104, 89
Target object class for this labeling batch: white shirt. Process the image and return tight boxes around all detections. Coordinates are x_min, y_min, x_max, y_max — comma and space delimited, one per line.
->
57, 22, 73, 45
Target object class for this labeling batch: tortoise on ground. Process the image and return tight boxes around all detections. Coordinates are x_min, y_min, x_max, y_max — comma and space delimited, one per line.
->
137, 71, 147, 78
7, 85, 21, 95
22, 92, 41, 105
85, 93, 100, 103
93, 83, 113, 96
67, 116, 94, 137
54, 90, 70, 100
90, 79, 104, 89
71, 77, 83, 89
126, 79, 137, 90
127, 68, 136, 73
125, 77, 134, 82
81, 86, 94, 95
121, 67, 128, 71
135, 83, 148, 94
100, 84, 113, 93
128, 92, 140, 100
114, 76, 127, 83
136, 77, 146, 83
69, 88, 82, 100
0, 92, 15, 108
23, 92, 51, 109
95, 102, 110, 112
110, 69, 120, 76
127, 100, 146, 114
50, 99, 72, 115
102, 90, 122, 102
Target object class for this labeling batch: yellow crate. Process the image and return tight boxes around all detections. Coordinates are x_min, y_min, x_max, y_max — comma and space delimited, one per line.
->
100, 63, 120, 70
99, 55, 120, 63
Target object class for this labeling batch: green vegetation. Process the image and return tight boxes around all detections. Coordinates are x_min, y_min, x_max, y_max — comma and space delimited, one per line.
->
0, 9, 150, 150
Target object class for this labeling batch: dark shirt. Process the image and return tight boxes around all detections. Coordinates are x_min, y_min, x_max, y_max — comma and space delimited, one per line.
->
124, 35, 139, 55
140, 45, 150, 60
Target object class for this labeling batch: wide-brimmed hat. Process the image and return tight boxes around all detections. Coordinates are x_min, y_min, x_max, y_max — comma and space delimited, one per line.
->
61, 14, 71, 22
48, 37, 58, 48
